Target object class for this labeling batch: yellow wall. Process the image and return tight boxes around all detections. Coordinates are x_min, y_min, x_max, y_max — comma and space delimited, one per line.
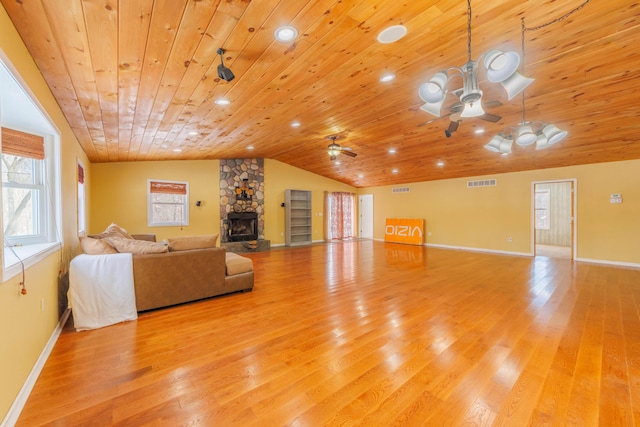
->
1, 0, 638, 419
362, 159, 640, 264
1, 4, 89, 421
89, 159, 355, 246
264, 159, 356, 245
90, 160, 221, 241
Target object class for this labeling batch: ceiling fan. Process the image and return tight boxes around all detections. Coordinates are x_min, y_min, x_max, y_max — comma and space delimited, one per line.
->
327, 135, 357, 160
418, 99, 503, 131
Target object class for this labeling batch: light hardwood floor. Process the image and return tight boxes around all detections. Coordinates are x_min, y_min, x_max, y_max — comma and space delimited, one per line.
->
17, 241, 640, 426
535, 244, 572, 259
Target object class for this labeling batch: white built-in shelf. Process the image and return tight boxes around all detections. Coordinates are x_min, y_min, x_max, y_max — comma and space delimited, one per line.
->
285, 189, 312, 246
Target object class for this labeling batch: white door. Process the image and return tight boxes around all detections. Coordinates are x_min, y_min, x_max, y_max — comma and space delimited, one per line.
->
359, 194, 374, 239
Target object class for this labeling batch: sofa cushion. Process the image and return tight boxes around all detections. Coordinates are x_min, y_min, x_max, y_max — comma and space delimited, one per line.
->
79, 237, 118, 255
167, 234, 219, 252
225, 252, 253, 276
105, 236, 168, 254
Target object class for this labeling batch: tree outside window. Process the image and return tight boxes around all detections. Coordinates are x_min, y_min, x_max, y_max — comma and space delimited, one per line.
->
2, 154, 45, 243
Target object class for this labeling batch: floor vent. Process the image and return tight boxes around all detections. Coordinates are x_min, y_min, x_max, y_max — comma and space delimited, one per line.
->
392, 187, 410, 193
467, 179, 497, 188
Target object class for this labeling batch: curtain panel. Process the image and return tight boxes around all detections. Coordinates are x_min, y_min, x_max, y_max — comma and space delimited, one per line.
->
329, 192, 356, 240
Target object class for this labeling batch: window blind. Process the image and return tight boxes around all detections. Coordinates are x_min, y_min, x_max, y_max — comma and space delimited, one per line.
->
1, 127, 45, 160
149, 181, 187, 195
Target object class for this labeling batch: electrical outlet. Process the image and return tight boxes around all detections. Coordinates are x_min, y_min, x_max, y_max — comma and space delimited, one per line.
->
428, 232, 432, 236
41, 298, 45, 313
508, 236, 513, 242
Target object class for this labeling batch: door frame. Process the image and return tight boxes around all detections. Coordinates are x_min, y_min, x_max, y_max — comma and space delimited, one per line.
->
531, 179, 577, 259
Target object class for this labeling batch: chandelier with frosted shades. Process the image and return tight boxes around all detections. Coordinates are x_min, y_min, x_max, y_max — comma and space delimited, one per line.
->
484, 17, 568, 154
418, 0, 534, 119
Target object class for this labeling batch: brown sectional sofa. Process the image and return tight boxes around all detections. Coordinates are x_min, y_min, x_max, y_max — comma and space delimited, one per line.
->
132, 247, 254, 311
90, 233, 254, 312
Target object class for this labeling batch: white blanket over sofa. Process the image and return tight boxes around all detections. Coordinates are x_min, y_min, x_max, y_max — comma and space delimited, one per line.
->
69, 253, 137, 331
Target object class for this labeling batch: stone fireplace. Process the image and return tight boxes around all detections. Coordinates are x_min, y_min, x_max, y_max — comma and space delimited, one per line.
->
220, 159, 268, 252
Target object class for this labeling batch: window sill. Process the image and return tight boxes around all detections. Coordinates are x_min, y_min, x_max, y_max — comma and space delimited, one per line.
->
3, 242, 61, 282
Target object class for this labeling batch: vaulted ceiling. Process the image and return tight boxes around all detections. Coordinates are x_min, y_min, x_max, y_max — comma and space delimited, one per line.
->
2, 0, 638, 187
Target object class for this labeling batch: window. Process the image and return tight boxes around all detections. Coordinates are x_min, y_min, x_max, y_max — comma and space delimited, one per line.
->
1, 57, 62, 280
2, 153, 45, 244
77, 161, 86, 235
147, 179, 189, 227
535, 189, 550, 230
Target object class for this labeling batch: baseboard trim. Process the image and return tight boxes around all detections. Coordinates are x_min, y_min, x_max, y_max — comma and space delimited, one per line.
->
1, 308, 70, 427
373, 238, 532, 257
378, 239, 639, 266
575, 257, 640, 269
425, 243, 532, 257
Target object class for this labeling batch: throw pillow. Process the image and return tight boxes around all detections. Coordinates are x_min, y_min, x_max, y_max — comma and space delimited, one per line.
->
80, 237, 118, 255
105, 222, 134, 239
105, 236, 168, 254
167, 234, 219, 252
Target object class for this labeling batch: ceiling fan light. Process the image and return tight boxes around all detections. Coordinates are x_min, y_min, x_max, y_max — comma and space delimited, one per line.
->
516, 125, 537, 146
328, 143, 341, 157
535, 134, 551, 150
419, 99, 444, 117
460, 101, 485, 118
485, 50, 521, 83
419, 71, 448, 103
485, 135, 504, 152
499, 71, 534, 100
499, 137, 513, 154
542, 124, 568, 144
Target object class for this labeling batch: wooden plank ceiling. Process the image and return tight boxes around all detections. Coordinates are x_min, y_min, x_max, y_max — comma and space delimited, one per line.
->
2, 0, 639, 187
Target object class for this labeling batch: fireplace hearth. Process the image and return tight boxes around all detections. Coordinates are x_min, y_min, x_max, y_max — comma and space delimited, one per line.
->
227, 212, 258, 242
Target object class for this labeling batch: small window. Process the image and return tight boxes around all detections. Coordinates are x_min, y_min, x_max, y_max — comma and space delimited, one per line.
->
2, 134, 47, 245
77, 161, 86, 235
147, 179, 189, 227
535, 189, 550, 230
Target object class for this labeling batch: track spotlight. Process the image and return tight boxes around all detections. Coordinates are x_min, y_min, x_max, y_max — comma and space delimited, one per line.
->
216, 48, 235, 82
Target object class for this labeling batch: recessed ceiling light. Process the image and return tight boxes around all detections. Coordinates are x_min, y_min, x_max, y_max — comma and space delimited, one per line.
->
377, 25, 407, 44
215, 98, 230, 105
247, 145, 254, 150
392, 168, 399, 174
274, 26, 298, 42
291, 121, 301, 128
380, 73, 395, 82
388, 148, 397, 154
437, 160, 444, 167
